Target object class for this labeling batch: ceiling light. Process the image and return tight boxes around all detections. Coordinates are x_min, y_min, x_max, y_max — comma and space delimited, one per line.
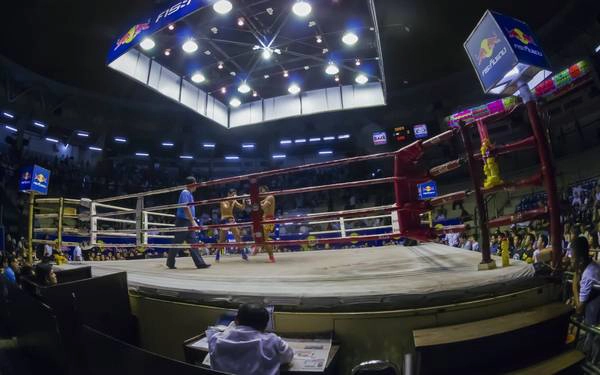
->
180, 155, 193, 160
304, 65, 310, 70
89, 146, 102, 151
5, 125, 17, 132
203, 143, 216, 148
33, 121, 46, 128
45, 137, 59, 143
2, 112, 14, 119
229, 97, 242, 107
355, 74, 368, 85
292, 1, 312, 17
221, 87, 227, 94
237, 17, 245, 26
309, 137, 321, 142
267, 8, 274, 15
319, 150, 333, 155
334, 75, 340, 82
316, 35, 322, 43
213, 0, 233, 14
77, 131, 89, 137
342, 32, 359, 46
355, 59, 361, 66
204, 50, 212, 56
218, 61, 224, 69
140, 38, 155, 50
288, 83, 301, 94
322, 48, 328, 54
262, 48, 273, 60
280, 140, 292, 145
264, 74, 270, 79
191, 72, 206, 83
238, 82, 251, 94
168, 24, 175, 31
595, 44, 600, 53
323, 136, 335, 141
242, 143, 255, 149
182, 39, 198, 53
164, 49, 171, 56
114, 137, 127, 143
225, 156, 239, 160
136, 152, 149, 157
211, 27, 218, 34
283, 70, 289, 77
338, 134, 350, 139
325, 63, 339, 75
162, 142, 174, 147
294, 139, 306, 143
253, 91, 258, 97
273, 154, 286, 159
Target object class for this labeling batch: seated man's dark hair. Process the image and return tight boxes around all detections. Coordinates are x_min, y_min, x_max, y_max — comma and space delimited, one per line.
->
185, 176, 197, 185
236, 303, 269, 332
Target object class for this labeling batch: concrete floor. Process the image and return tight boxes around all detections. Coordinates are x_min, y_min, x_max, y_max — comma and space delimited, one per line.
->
68, 243, 537, 309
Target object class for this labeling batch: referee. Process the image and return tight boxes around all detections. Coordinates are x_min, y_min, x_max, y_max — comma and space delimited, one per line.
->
167, 176, 210, 270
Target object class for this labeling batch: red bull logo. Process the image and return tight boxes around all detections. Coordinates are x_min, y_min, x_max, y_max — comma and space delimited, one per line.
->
477, 34, 501, 65
34, 173, 47, 184
114, 22, 150, 51
507, 28, 535, 45
21, 171, 31, 181
424, 186, 433, 193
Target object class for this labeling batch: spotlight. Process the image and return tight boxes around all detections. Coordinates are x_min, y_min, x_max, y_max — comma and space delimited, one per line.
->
140, 38, 155, 50
342, 32, 359, 46
304, 65, 310, 70
288, 83, 301, 94
316, 35, 322, 43
136, 152, 149, 157
262, 48, 273, 60
168, 24, 175, 31
180, 155, 193, 160
162, 142, 174, 147
264, 74, 270, 79
218, 61, 224, 69
164, 49, 171, 56
191, 72, 206, 83
114, 137, 127, 143
221, 87, 227, 94
355, 59, 361, 66
2, 112, 14, 119
283, 70, 289, 77
230, 98, 241, 107
237, 17, 245, 26
253, 91, 258, 97
238, 82, 251, 94
292, 1, 312, 17
182, 39, 198, 53
33, 121, 46, 128
595, 44, 600, 53
334, 75, 340, 82
355, 74, 368, 85
45, 137, 59, 143
5, 125, 17, 132
325, 62, 339, 75
89, 146, 102, 151
77, 131, 89, 137
213, 0, 233, 14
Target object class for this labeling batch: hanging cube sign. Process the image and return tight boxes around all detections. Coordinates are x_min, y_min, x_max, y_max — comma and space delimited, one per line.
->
464, 10, 551, 95
19, 165, 51, 195
418, 180, 438, 200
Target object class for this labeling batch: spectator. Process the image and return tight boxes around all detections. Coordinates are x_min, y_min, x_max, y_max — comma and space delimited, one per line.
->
35, 263, 58, 286
73, 244, 82, 262
3, 256, 20, 284
207, 303, 294, 375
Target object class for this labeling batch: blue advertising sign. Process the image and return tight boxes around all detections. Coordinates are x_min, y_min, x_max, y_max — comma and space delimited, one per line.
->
19, 165, 51, 195
413, 124, 428, 139
107, 0, 209, 64
418, 180, 438, 200
464, 10, 550, 94
372, 131, 387, 146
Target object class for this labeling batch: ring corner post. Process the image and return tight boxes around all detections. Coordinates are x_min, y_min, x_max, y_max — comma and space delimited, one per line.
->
249, 178, 263, 251
57, 197, 64, 252
27, 192, 35, 264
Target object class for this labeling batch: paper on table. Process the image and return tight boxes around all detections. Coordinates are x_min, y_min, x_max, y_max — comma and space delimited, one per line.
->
189, 336, 209, 350
285, 337, 332, 372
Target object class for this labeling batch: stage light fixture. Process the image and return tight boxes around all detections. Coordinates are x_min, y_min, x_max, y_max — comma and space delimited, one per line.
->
355, 59, 361, 66
77, 131, 89, 137
288, 83, 301, 94
191, 72, 206, 83
325, 63, 339, 75
338, 134, 350, 139
217, 61, 224, 69
114, 137, 127, 143
238, 82, 251, 94
292, 1, 312, 17
45, 137, 59, 143
283, 70, 289, 77
33, 121, 46, 128
140, 38, 155, 50
179, 155, 193, 160
280, 140, 292, 145
221, 87, 227, 94
316, 35, 322, 43
237, 17, 245, 26
319, 150, 333, 155
89, 146, 102, 151
164, 49, 171, 56
342, 32, 359, 46
229, 97, 242, 107
162, 142, 174, 147
273, 154, 286, 159
213, 0, 233, 14
225, 156, 239, 160
323, 136, 335, 141
253, 91, 258, 97
5, 125, 17, 132
595, 44, 600, 53
262, 48, 273, 60
355, 74, 368, 85
242, 143, 255, 149
182, 39, 198, 53
2, 112, 14, 119
334, 75, 340, 82
135, 152, 149, 157
168, 24, 175, 31
309, 137, 321, 142
264, 74, 270, 79
203, 143, 216, 148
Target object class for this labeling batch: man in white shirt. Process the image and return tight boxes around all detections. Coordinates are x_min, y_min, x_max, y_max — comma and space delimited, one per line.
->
72, 244, 82, 262
43, 243, 53, 261
207, 304, 294, 375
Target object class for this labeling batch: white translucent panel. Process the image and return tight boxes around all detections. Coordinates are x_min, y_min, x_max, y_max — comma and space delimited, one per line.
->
348, 82, 385, 109
108, 50, 139, 78
155, 65, 181, 100
301, 87, 344, 115
264, 94, 301, 121
147, 60, 161, 90
133, 53, 151, 83
180, 80, 200, 112
325, 87, 343, 111
211, 99, 228, 127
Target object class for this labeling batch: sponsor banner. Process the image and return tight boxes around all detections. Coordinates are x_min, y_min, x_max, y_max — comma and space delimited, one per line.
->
107, 0, 209, 64
413, 124, 428, 139
19, 165, 51, 195
494, 12, 550, 71
372, 131, 387, 145
418, 180, 438, 200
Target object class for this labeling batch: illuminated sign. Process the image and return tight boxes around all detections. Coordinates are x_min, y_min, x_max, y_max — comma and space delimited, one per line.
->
393, 126, 409, 142
445, 96, 520, 127
418, 180, 438, 200
372, 131, 387, 145
19, 165, 51, 195
413, 124, 428, 139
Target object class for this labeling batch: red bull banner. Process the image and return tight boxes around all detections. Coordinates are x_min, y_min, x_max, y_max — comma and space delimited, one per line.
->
107, 0, 209, 64
464, 10, 550, 95
19, 165, 50, 195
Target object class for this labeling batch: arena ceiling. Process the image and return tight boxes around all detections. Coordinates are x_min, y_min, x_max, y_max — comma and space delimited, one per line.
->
0, 0, 598, 144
